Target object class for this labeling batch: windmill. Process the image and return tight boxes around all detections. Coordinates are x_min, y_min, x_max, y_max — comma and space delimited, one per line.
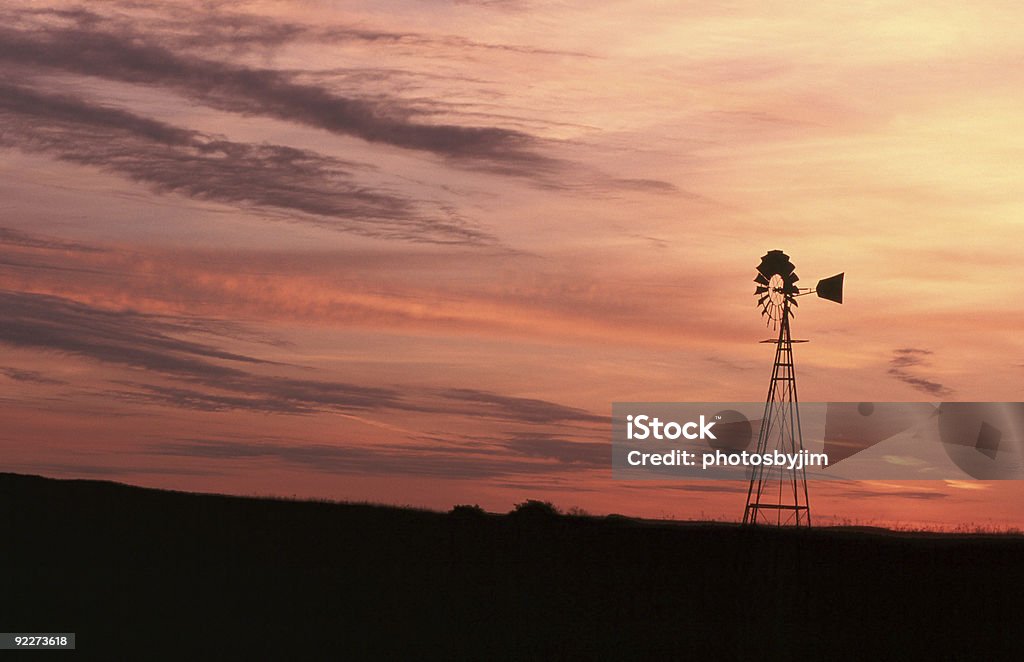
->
743, 250, 843, 526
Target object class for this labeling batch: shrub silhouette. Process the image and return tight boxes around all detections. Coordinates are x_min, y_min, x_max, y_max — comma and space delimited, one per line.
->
510, 499, 559, 518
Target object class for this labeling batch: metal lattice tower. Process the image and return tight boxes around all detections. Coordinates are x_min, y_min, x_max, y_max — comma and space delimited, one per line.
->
743, 250, 843, 526
743, 295, 810, 525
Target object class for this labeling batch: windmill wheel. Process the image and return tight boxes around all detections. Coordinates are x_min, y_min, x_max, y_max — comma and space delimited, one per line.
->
754, 250, 799, 328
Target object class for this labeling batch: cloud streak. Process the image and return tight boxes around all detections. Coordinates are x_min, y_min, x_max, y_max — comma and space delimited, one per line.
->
9, 4, 586, 59
0, 8, 677, 195
0, 290, 605, 425
0, 226, 105, 253
888, 348, 953, 397
0, 234, 751, 350
0, 23, 560, 177
0, 366, 65, 385
151, 431, 605, 480
0, 83, 491, 244
0, 290, 269, 379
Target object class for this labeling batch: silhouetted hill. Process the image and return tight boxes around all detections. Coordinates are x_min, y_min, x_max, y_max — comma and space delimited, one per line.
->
1, 473, 1021, 659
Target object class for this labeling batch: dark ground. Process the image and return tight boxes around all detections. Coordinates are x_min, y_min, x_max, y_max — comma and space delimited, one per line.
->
1, 473, 1021, 659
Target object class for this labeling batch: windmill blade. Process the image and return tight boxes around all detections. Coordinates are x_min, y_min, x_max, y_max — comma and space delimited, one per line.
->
760, 250, 796, 275
754, 273, 769, 285
757, 294, 769, 307
754, 285, 768, 295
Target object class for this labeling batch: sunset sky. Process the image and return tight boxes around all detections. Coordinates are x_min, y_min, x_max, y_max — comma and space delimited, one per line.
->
3, 0, 1023, 528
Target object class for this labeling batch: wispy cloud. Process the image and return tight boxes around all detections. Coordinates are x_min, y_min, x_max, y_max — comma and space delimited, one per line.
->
0, 83, 492, 244
150, 435, 595, 480
0, 22, 560, 176
496, 431, 607, 465
0, 290, 270, 378
943, 480, 992, 491
820, 480, 951, 502
0, 366, 65, 385
0, 235, 747, 349
888, 348, 953, 397
834, 487, 949, 501
7, 3, 585, 58
0, 6, 682, 196
435, 388, 606, 424
0, 226, 105, 253
0, 290, 606, 425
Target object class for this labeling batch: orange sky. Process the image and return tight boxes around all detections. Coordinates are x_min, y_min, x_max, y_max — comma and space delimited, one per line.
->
1, 0, 1023, 529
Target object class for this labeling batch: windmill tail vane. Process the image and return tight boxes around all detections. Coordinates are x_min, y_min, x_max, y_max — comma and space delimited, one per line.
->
743, 250, 844, 526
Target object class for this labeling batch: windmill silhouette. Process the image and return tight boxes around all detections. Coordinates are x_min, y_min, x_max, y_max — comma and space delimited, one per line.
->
743, 250, 843, 526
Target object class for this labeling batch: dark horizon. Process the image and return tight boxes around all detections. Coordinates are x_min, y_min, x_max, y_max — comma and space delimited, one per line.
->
3, 470, 1021, 658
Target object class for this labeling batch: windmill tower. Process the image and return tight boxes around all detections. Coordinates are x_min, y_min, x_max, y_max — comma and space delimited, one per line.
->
743, 250, 843, 526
